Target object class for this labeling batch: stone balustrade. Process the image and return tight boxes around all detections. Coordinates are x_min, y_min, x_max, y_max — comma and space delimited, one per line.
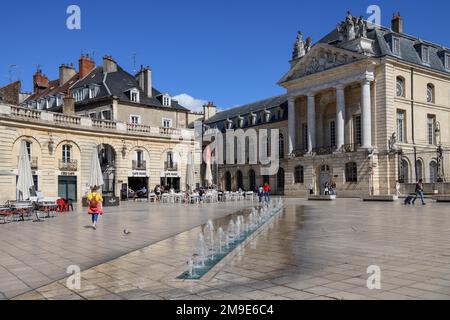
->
53, 113, 81, 125
0, 104, 194, 139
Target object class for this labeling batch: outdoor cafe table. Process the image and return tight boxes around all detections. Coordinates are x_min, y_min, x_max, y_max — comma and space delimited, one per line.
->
37, 202, 58, 219
10, 203, 34, 221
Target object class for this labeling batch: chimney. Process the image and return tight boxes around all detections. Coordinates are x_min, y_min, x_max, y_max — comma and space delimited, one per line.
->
392, 12, 403, 33
78, 53, 96, 79
103, 55, 118, 73
33, 69, 49, 94
136, 65, 152, 98
63, 92, 75, 115
203, 102, 217, 120
59, 64, 76, 86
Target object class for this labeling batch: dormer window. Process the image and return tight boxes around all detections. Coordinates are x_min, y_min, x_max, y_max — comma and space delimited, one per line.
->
56, 95, 63, 107
422, 46, 430, 64
130, 89, 140, 103
89, 85, 99, 99
392, 37, 401, 56
264, 110, 271, 123
238, 116, 244, 128
162, 94, 171, 107
445, 53, 450, 71
250, 113, 257, 126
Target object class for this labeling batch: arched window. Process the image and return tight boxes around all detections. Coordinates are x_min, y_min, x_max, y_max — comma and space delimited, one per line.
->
294, 166, 304, 184
62, 144, 72, 163
429, 161, 438, 183
345, 162, 358, 183
236, 170, 243, 190
396, 77, 405, 97
416, 160, 423, 181
248, 170, 256, 191
399, 159, 409, 183
427, 84, 435, 103
277, 168, 285, 191
279, 133, 285, 159
166, 151, 176, 170
224, 172, 232, 191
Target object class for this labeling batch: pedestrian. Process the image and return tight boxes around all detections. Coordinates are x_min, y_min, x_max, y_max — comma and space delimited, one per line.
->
87, 185, 103, 230
395, 180, 401, 197
412, 179, 426, 206
330, 181, 337, 196
258, 185, 264, 205
263, 183, 271, 203
308, 183, 314, 195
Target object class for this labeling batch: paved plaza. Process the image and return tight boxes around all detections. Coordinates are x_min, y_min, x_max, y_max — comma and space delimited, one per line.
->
2, 199, 450, 300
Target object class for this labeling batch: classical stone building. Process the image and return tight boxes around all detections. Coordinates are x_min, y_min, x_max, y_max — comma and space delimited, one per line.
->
0, 55, 200, 203
204, 12, 450, 197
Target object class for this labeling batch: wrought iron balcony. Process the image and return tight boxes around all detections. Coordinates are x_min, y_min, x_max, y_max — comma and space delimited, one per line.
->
165, 162, 178, 171
59, 159, 78, 171
17, 156, 38, 170
132, 160, 147, 171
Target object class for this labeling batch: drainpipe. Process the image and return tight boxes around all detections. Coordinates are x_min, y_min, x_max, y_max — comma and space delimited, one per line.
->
411, 68, 418, 183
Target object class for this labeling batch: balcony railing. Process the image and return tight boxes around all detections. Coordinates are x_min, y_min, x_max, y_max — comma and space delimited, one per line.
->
17, 156, 38, 170
132, 160, 147, 170
59, 159, 78, 171
165, 162, 178, 171
160, 127, 181, 136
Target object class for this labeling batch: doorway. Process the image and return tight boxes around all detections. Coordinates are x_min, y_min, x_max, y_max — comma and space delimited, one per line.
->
319, 165, 331, 195
58, 176, 77, 201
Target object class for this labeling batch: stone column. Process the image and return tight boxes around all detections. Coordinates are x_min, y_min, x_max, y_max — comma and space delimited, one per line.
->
335, 85, 346, 151
361, 79, 372, 149
287, 96, 296, 155
307, 93, 316, 153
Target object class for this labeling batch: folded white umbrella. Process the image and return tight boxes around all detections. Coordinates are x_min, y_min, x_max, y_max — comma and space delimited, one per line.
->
17, 140, 34, 200
204, 146, 213, 186
88, 147, 104, 190
186, 152, 195, 191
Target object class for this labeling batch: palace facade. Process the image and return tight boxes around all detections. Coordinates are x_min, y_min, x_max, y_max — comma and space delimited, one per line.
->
204, 12, 450, 197
0, 55, 201, 204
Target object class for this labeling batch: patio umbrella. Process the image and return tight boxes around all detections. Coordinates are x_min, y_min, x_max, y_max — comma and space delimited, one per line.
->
186, 152, 195, 191
204, 146, 213, 187
16, 140, 34, 200
88, 146, 104, 190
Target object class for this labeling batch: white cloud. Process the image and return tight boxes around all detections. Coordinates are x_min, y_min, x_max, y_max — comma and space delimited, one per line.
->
172, 93, 208, 112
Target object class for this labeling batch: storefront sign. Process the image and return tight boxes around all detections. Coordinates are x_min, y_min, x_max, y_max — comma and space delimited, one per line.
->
130, 170, 148, 177
161, 171, 180, 178
60, 171, 76, 176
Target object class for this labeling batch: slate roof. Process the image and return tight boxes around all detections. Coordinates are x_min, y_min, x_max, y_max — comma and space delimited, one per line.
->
24, 65, 188, 112
205, 94, 288, 130
71, 66, 188, 111
318, 25, 450, 74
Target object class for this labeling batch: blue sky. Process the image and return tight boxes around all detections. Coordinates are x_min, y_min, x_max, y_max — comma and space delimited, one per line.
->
0, 0, 449, 110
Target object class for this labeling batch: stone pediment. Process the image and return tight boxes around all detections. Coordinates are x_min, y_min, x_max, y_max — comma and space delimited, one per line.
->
279, 44, 366, 85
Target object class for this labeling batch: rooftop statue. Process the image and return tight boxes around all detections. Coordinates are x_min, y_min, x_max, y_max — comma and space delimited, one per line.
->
337, 11, 368, 41
292, 31, 313, 60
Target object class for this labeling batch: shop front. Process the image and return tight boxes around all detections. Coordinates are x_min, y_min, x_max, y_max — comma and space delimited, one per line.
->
160, 171, 181, 192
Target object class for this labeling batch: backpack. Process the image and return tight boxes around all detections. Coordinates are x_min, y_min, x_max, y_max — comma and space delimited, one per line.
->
89, 194, 99, 209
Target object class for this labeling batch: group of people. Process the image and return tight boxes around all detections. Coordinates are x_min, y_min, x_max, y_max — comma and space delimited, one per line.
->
257, 183, 271, 205
323, 181, 337, 196
127, 186, 148, 199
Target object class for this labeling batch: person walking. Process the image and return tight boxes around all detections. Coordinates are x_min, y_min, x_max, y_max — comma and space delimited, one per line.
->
87, 186, 103, 230
395, 180, 401, 197
258, 185, 264, 205
412, 179, 426, 205
263, 183, 271, 204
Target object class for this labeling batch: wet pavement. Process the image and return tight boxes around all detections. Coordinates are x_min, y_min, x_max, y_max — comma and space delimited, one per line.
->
11, 198, 450, 300
0, 200, 252, 299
